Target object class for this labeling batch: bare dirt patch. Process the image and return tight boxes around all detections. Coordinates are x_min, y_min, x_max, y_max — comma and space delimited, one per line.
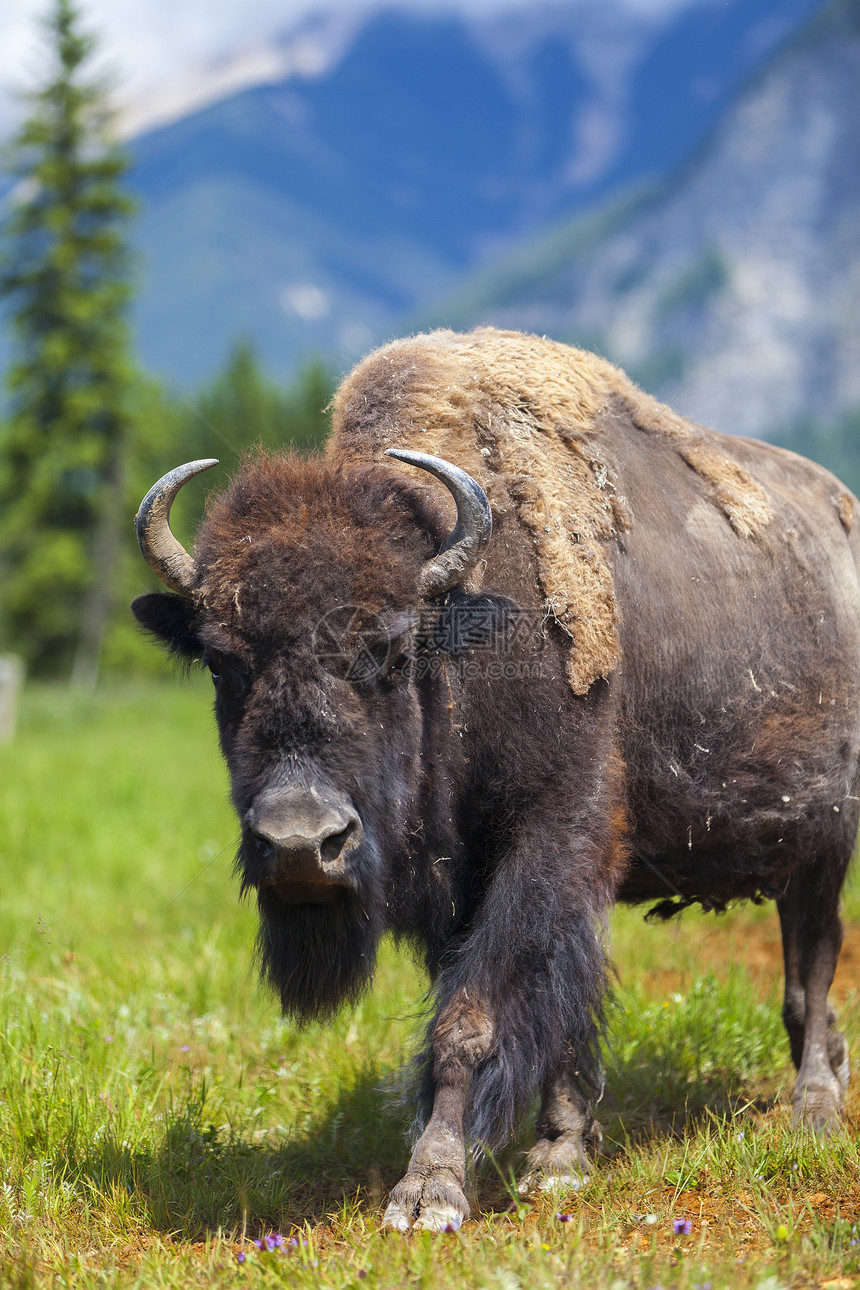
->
624, 910, 860, 1004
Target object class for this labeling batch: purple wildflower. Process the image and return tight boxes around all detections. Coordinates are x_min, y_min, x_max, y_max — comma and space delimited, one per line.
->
181, 1044, 190, 1052
272, 1234, 284, 1248
236, 1251, 246, 1264
556, 1212, 574, 1223
264, 1235, 278, 1252
673, 1217, 692, 1236
357, 1272, 368, 1280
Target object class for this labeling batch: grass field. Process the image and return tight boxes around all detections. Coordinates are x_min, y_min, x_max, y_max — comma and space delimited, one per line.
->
1, 680, 859, 1289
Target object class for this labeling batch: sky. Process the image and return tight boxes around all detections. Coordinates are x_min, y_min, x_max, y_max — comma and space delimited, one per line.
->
1, 0, 700, 139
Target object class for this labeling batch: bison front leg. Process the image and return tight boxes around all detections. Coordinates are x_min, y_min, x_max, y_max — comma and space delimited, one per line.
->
518, 1056, 600, 1197
382, 989, 494, 1232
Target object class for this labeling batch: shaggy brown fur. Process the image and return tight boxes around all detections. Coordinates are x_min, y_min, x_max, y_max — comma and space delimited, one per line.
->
330, 327, 775, 692
193, 455, 438, 641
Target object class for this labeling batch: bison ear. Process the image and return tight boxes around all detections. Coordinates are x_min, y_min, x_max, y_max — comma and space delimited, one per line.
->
131, 592, 201, 659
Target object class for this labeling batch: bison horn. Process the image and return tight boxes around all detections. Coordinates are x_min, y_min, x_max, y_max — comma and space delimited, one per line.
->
385, 449, 492, 597
135, 459, 219, 596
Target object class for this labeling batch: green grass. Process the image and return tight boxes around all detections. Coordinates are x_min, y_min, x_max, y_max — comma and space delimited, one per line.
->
1, 681, 859, 1288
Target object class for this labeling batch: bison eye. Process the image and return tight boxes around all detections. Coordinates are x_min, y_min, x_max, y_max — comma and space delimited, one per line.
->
202, 651, 242, 694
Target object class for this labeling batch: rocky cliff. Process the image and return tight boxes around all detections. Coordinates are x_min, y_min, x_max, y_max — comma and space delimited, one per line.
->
438, 0, 860, 442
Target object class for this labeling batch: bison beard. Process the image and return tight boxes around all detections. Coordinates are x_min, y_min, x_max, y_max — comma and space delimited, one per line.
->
254, 884, 386, 1023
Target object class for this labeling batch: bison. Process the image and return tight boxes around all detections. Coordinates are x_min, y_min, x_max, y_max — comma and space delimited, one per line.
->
133, 327, 857, 1231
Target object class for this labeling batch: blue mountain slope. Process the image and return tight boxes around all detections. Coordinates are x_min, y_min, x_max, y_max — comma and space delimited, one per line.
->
605, 1, 808, 186
433, 0, 860, 442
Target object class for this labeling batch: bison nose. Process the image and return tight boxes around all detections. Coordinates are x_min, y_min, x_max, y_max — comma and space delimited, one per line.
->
247, 787, 362, 896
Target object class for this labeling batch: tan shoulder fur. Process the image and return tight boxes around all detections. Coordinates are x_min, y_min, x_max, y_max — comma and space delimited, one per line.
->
329, 327, 774, 693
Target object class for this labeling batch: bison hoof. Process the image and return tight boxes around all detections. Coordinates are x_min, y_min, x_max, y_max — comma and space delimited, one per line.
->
380, 1201, 411, 1233
517, 1136, 591, 1198
381, 1169, 469, 1233
413, 1206, 465, 1233
792, 1079, 843, 1134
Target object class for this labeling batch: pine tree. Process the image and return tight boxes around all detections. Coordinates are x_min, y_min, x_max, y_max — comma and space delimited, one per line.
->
187, 341, 335, 460
283, 357, 337, 454
0, 0, 135, 683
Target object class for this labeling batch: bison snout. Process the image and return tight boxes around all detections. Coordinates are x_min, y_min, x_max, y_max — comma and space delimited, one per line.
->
247, 787, 362, 901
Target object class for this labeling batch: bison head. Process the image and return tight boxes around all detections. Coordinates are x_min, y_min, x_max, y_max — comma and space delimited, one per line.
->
132, 450, 491, 1021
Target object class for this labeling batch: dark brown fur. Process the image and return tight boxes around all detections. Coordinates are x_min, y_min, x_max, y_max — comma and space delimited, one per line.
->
133, 327, 860, 1224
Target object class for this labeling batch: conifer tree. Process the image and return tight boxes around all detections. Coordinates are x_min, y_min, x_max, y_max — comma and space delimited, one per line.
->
0, 0, 135, 683
187, 341, 335, 460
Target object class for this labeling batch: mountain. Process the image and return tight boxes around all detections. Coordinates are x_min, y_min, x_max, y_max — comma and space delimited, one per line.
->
431, 0, 860, 444
117, 0, 822, 383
